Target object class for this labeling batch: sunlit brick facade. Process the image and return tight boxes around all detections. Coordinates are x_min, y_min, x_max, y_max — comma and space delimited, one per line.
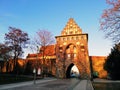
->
0, 18, 107, 78
55, 18, 90, 78
26, 45, 56, 76
26, 18, 107, 79
0, 59, 26, 73
90, 56, 107, 78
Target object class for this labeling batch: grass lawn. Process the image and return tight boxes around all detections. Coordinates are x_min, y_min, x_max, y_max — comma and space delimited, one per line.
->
0, 74, 42, 85
93, 82, 120, 90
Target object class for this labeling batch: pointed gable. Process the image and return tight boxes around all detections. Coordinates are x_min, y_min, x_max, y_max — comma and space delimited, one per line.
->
61, 18, 82, 36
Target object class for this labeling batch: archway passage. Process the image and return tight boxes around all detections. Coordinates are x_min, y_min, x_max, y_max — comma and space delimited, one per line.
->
66, 63, 80, 78
55, 18, 91, 79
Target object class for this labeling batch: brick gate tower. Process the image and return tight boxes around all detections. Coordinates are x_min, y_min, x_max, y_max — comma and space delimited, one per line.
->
55, 18, 91, 79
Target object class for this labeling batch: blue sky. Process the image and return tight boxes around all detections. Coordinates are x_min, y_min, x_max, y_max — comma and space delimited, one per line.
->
0, 0, 112, 57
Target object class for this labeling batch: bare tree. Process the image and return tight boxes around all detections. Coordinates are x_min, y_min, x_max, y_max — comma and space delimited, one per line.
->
5, 27, 29, 73
0, 43, 11, 61
31, 30, 55, 76
100, 0, 120, 43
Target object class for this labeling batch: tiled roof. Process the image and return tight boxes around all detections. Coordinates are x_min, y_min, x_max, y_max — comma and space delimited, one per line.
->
27, 45, 55, 58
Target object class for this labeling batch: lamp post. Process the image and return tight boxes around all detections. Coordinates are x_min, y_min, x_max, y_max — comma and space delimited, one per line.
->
33, 68, 36, 84
33, 46, 39, 84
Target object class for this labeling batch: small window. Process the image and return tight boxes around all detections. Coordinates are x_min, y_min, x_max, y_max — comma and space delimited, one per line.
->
71, 37, 74, 40
76, 36, 79, 40
74, 53, 77, 58
75, 31, 78, 34
67, 54, 70, 58
67, 37, 69, 40
81, 46, 84, 49
70, 31, 73, 34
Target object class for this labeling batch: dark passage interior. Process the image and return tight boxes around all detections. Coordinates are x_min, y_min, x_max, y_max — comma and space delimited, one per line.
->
66, 63, 80, 78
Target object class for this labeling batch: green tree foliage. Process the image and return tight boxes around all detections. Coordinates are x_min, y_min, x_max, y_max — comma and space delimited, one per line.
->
5, 27, 29, 73
104, 43, 120, 80
100, 0, 120, 43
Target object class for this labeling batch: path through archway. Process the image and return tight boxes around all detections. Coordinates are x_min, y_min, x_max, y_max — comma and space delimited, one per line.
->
66, 63, 80, 78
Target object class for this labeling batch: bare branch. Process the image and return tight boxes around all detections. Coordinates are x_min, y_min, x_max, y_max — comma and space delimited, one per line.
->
100, 0, 120, 43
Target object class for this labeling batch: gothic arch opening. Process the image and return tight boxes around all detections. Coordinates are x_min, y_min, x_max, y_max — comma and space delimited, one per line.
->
66, 63, 80, 78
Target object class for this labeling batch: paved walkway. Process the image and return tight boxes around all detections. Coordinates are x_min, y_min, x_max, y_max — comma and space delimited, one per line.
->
0, 78, 94, 90
0, 78, 57, 90
73, 80, 94, 90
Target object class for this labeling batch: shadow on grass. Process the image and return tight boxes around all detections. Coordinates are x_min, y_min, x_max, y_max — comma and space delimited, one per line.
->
93, 82, 120, 90
0, 74, 43, 85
